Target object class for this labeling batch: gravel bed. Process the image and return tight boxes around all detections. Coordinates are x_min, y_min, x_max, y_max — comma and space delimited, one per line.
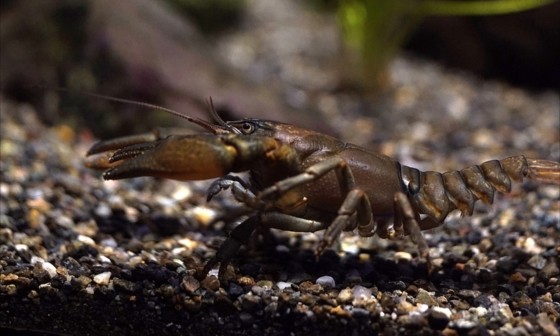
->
1, 1, 560, 334
1, 60, 559, 335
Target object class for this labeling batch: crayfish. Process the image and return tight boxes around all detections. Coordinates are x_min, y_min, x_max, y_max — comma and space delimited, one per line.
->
85, 98, 560, 280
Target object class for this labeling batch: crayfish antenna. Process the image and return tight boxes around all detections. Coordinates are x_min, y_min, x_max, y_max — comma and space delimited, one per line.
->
526, 158, 560, 184
206, 97, 241, 135
36, 85, 230, 135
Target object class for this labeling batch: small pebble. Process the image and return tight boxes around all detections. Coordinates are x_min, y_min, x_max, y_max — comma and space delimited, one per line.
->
93, 272, 111, 285
541, 260, 560, 278
41, 262, 57, 278
94, 203, 112, 218
237, 276, 255, 287
527, 254, 546, 270
113, 278, 137, 292
329, 305, 351, 318
416, 288, 438, 306
316, 275, 335, 289
451, 319, 477, 330
129, 256, 143, 268
276, 282, 292, 290
181, 276, 200, 294
256, 280, 273, 289
98, 255, 112, 264
77, 235, 95, 246
228, 283, 244, 297
472, 306, 487, 317
201, 276, 220, 291
394, 251, 412, 261
337, 288, 353, 304
240, 293, 262, 312
428, 307, 451, 330
537, 312, 558, 336
509, 272, 527, 283
100, 237, 117, 248
171, 185, 192, 201
352, 285, 371, 301
275, 244, 290, 253
14, 244, 28, 252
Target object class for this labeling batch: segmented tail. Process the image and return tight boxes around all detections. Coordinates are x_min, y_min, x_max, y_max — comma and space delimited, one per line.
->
400, 156, 560, 223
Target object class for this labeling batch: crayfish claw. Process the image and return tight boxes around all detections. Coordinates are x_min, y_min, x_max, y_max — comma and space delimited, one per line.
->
109, 141, 159, 163
86, 132, 159, 156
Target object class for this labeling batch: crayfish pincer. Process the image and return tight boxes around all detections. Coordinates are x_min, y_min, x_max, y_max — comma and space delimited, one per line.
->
85, 106, 560, 281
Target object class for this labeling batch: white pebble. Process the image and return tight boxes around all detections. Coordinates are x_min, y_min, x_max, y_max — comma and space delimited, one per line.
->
177, 238, 197, 249
77, 235, 95, 246
172, 185, 192, 201
207, 268, 219, 278
42, 262, 57, 278
107, 194, 123, 206
316, 276, 335, 289
171, 258, 185, 267
275, 245, 290, 253
394, 251, 412, 261
416, 303, 429, 313
172, 247, 186, 255
93, 271, 112, 285
276, 282, 293, 290
94, 203, 112, 218
155, 195, 175, 207
100, 237, 117, 248
98, 255, 112, 264
189, 207, 217, 225
432, 306, 452, 318
14, 244, 28, 252
472, 306, 488, 317
352, 285, 371, 300
340, 236, 360, 254
30, 256, 45, 265
0, 183, 8, 196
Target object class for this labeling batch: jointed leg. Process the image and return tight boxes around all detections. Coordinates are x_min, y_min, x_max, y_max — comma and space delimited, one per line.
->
255, 157, 356, 206
393, 192, 430, 266
316, 189, 374, 257
204, 156, 378, 278
251, 156, 375, 254
201, 216, 257, 281
260, 212, 328, 232
202, 212, 329, 280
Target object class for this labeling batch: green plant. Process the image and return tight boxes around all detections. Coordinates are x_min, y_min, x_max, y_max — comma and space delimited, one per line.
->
337, 0, 556, 90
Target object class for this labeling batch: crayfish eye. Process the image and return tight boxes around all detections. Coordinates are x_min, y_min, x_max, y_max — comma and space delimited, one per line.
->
240, 122, 255, 134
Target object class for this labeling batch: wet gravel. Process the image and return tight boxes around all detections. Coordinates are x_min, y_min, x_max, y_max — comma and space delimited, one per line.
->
1, 1, 560, 335
1, 64, 559, 335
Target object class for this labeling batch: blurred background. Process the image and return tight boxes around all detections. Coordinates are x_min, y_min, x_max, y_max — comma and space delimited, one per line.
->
1, 2, 559, 335
1, 0, 559, 138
